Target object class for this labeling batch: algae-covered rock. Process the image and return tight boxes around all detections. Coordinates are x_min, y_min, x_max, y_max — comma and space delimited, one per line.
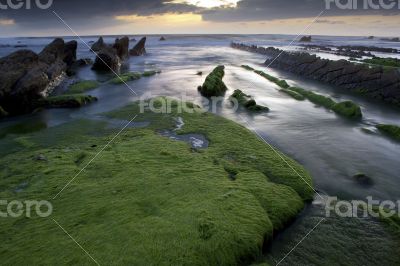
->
230, 89, 269, 112
198, 65, 228, 97
109, 72, 142, 84
66, 80, 99, 94
377, 124, 400, 141
281, 88, 305, 101
289, 87, 336, 109
332, 101, 362, 118
37, 94, 97, 108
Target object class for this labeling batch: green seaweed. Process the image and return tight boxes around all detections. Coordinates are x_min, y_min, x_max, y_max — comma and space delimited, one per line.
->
280, 89, 305, 101
66, 80, 99, 94
198, 65, 228, 97
332, 101, 362, 119
376, 124, 400, 141
362, 57, 400, 68
241, 65, 255, 71
230, 89, 269, 112
37, 94, 98, 108
142, 70, 161, 77
288, 87, 336, 109
110, 72, 142, 84
0, 97, 313, 265
253, 70, 290, 89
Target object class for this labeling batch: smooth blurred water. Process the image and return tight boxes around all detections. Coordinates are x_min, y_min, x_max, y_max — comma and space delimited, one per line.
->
1, 34, 400, 265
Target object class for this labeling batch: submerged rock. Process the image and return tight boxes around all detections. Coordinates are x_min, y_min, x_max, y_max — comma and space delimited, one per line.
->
130, 37, 146, 56
0, 38, 77, 116
37, 94, 98, 108
230, 89, 269, 112
353, 173, 374, 186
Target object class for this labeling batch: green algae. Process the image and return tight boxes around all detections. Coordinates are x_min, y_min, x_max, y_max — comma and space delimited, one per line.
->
0, 98, 314, 265
332, 101, 362, 119
109, 72, 142, 84
37, 94, 98, 108
230, 89, 269, 112
66, 80, 99, 94
376, 124, 400, 141
280, 88, 305, 101
198, 65, 228, 97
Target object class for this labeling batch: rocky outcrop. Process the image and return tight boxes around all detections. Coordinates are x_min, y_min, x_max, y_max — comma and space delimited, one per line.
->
160, 36, 166, 41
91, 37, 106, 52
0, 38, 77, 116
92, 36, 130, 72
231, 42, 400, 106
299, 36, 312, 42
113, 36, 129, 59
130, 37, 146, 56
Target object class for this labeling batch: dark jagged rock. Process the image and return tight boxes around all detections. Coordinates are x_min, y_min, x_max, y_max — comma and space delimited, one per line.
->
231, 42, 400, 106
91, 37, 106, 52
230, 89, 269, 112
0, 38, 77, 116
160, 36, 166, 41
353, 173, 374, 186
381, 37, 400, 42
130, 37, 146, 56
299, 36, 312, 42
92, 45, 121, 72
368, 36, 374, 39
113, 36, 129, 59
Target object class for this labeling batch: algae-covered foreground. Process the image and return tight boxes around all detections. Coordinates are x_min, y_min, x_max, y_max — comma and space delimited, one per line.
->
0, 98, 313, 265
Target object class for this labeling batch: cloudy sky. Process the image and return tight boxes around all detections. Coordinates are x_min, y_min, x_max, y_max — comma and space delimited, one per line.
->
0, 0, 399, 37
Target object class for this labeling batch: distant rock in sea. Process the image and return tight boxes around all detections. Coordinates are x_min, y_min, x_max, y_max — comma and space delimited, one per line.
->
381, 37, 400, 42
130, 37, 146, 56
299, 36, 312, 42
0, 38, 77, 116
368, 36, 374, 39
160, 36, 166, 41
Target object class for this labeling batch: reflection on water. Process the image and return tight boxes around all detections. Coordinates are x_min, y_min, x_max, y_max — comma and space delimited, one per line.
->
1, 35, 400, 265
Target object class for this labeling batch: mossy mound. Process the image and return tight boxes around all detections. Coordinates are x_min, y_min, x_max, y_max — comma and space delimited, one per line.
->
332, 101, 362, 119
362, 57, 400, 68
377, 124, 400, 141
253, 70, 290, 89
0, 98, 314, 265
0, 105, 8, 118
198, 65, 228, 97
66, 80, 99, 94
280, 89, 305, 101
288, 87, 336, 109
142, 70, 161, 77
109, 72, 142, 84
230, 89, 269, 112
37, 94, 98, 108
241, 65, 255, 71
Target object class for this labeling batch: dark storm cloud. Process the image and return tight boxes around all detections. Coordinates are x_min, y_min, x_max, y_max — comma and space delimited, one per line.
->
0, 0, 399, 28
201, 0, 400, 22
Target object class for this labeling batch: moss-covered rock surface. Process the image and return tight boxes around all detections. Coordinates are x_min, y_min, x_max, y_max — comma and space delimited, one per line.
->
0, 98, 313, 265
230, 89, 269, 112
37, 94, 98, 108
198, 66, 228, 97
377, 124, 400, 141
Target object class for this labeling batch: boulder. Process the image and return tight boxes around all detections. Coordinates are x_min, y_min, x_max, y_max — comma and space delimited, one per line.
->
92, 45, 121, 72
113, 36, 129, 59
0, 38, 77, 116
91, 37, 106, 52
160, 36, 166, 41
130, 37, 146, 56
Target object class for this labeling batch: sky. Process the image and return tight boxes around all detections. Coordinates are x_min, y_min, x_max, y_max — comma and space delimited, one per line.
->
0, 0, 399, 37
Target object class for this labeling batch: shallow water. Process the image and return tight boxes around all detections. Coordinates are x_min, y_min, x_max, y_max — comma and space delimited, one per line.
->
1, 34, 400, 265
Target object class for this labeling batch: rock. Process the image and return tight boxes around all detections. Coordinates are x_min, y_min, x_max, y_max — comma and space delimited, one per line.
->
92, 45, 121, 72
37, 94, 98, 108
230, 89, 269, 112
299, 36, 312, 42
130, 38, 137, 42
34, 154, 48, 161
91, 37, 106, 52
0, 38, 77, 115
113, 36, 129, 59
0, 105, 8, 118
198, 66, 228, 97
353, 173, 374, 186
160, 36, 166, 41
75, 58, 93, 66
368, 36, 374, 39
231, 42, 400, 107
381, 37, 400, 42
196, 71, 203, 76
130, 37, 146, 56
